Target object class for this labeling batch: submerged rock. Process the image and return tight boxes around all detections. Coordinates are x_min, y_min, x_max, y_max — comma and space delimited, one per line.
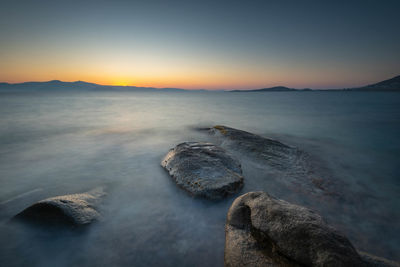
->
13, 187, 105, 228
209, 125, 335, 196
161, 142, 244, 199
225, 191, 365, 267
360, 252, 400, 267
210, 125, 301, 170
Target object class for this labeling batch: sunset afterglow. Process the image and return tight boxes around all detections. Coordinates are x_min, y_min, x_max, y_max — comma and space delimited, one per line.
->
1, 1, 399, 89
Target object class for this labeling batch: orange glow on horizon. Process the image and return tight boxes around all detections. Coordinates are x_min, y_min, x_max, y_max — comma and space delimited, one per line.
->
0, 45, 374, 90
0, 74, 371, 90
0, 56, 381, 90
0, 40, 388, 90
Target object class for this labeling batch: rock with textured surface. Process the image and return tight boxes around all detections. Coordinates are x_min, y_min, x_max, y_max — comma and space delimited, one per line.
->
360, 252, 400, 267
13, 187, 105, 228
225, 191, 365, 267
210, 125, 300, 170
209, 125, 337, 197
161, 142, 244, 199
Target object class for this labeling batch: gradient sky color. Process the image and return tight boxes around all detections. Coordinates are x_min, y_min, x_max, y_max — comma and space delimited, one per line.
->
1, 0, 400, 89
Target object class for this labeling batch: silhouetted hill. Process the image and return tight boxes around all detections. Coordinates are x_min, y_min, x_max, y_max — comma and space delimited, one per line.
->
349, 75, 400, 91
1, 75, 399, 92
231, 86, 311, 92
0, 80, 103, 91
230, 75, 400, 92
0, 80, 188, 92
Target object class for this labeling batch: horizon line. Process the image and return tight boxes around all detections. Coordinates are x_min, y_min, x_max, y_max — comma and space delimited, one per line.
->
1, 74, 399, 91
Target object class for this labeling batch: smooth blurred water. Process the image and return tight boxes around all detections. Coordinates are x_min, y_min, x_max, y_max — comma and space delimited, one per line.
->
0, 91, 399, 266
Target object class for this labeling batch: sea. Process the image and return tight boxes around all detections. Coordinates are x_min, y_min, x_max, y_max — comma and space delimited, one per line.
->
0, 90, 399, 266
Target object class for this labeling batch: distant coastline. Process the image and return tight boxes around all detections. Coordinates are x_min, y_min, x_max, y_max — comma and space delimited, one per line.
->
1, 75, 399, 92
230, 75, 400, 92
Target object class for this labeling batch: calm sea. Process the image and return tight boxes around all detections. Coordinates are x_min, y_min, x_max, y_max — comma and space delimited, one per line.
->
0, 91, 399, 266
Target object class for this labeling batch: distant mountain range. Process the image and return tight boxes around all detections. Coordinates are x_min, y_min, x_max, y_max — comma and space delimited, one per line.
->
230, 75, 400, 92
0, 80, 189, 92
0, 75, 399, 92
230, 86, 312, 92
346, 75, 400, 91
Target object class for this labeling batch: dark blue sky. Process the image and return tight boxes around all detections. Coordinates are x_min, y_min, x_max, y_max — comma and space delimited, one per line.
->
1, 0, 399, 89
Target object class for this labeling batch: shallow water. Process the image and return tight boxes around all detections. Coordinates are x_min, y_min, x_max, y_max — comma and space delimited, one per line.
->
0, 91, 399, 266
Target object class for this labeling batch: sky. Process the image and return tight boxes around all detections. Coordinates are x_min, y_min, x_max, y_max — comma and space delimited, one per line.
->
0, 0, 399, 90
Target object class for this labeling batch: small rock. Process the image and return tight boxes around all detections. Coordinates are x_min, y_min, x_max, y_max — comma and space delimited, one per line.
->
161, 142, 244, 199
13, 187, 105, 228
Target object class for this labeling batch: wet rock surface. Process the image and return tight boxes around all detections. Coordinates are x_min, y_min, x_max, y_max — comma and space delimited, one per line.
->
210, 125, 294, 166
161, 142, 244, 199
13, 187, 105, 228
225, 191, 365, 267
209, 125, 337, 196
360, 252, 400, 267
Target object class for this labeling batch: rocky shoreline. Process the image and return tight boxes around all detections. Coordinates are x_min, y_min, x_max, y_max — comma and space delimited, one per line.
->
10, 125, 399, 266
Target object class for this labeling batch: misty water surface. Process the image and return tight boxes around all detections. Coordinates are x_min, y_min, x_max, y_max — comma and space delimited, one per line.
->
0, 91, 399, 266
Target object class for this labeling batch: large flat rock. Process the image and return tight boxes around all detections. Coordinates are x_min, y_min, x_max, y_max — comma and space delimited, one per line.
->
210, 125, 294, 168
209, 125, 336, 196
161, 142, 244, 199
13, 187, 105, 228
